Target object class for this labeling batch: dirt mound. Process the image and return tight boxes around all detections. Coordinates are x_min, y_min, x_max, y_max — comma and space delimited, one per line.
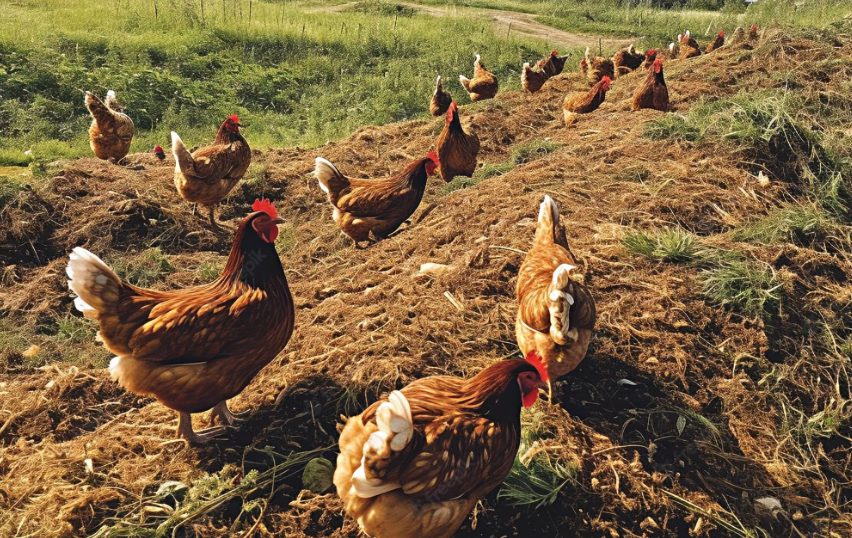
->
1, 30, 850, 537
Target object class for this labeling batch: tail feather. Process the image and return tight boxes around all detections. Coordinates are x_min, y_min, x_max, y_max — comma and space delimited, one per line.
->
548, 264, 579, 345
85, 92, 113, 124
435, 75, 442, 92
584, 47, 591, 63
535, 195, 560, 244
171, 131, 194, 175
352, 390, 413, 498
66, 247, 122, 319
458, 74, 471, 92
314, 157, 349, 197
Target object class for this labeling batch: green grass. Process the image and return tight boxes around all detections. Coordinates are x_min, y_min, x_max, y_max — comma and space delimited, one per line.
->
0, 0, 546, 163
700, 258, 782, 319
733, 205, 840, 245
622, 227, 698, 263
443, 139, 561, 193
110, 247, 175, 287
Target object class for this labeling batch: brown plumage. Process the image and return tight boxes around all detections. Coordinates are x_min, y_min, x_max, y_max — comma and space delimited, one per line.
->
458, 54, 498, 101
521, 61, 549, 94
705, 31, 725, 53
430, 75, 453, 117
66, 200, 294, 442
584, 47, 615, 86
539, 50, 568, 77
749, 25, 760, 41
516, 196, 596, 382
436, 102, 480, 182
679, 31, 702, 59
632, 58, 669, 112
563, 76, 610, 125
642, 49, 659, 69
171, 115, 251, 225
613, 44, 644, 77
315, 153, 440, 245
334, 357, 546, 538
85, 91, 134, 162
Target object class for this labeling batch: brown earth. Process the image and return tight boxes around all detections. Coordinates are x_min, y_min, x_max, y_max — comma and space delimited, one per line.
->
1, 30, 851, 538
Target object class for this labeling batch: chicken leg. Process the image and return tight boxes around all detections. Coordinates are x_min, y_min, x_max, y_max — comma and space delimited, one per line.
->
209, 400, 248, 427
177, 412, 231, 443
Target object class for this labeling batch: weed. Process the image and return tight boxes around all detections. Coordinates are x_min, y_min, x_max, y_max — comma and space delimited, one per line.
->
110, 248, 174, 287
55, 314, 96, 344
510, 139, 561, 165
195, 261, 223, 284
622, 227, 698, 263
700, 258, 782, 319
733, 204, 838, 245
443, 140, 559, 193
0, 176, 24, 211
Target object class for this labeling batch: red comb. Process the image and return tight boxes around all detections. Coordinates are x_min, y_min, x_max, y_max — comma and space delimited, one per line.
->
427, 151, 440, 166
525, 350, 548, 382
551, 50, 558, 56
252, 199, 277, 219
719, 30, 725, 37
646, 49, 657, 56
154, 145, 163, 152
750, 25, 758, 31
228, 114, 240, 123
580, 59, 587, 66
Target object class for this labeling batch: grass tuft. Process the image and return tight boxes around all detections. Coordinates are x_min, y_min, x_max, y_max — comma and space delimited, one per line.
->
623, 227, 698, 263
700, 258, 782, 319
110, 248, 174, 287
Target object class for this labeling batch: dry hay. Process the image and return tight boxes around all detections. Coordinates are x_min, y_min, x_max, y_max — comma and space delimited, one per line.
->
1, 28, 851, 538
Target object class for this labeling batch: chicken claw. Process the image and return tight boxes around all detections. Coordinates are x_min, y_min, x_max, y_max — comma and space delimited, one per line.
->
177, 412, 232, 443
209, 401, 248, 427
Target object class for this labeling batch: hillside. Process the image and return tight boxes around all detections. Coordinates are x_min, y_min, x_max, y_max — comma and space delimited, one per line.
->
2, 26, 852, 538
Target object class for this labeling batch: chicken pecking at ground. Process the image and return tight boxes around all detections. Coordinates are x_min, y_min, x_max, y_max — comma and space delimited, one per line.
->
521, 61, 549, 94
430, 76, 453, 117
539, 50, 568, 77
704, 30, 725, 53
154, 145, 166, 161
613, 44, 645, 77
632, 58, 669, 112
679, 31, 702, 59
66, 199, 295, 442
334, 356, 547, 538
171, 115, 251, 226
584, 47, 615, 86
436, 101, 480, 182
314, 153, 440, 246
459, 54, 498, 101
563, 76, 611, 125
516, 196, 596, 388
85, 90, 135, 163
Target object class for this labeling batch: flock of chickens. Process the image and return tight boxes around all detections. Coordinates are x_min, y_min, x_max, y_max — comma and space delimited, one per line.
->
67, 24, 760, 538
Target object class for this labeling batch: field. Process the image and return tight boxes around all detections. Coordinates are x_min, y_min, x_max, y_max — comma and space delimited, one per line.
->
3, 0, 852, 537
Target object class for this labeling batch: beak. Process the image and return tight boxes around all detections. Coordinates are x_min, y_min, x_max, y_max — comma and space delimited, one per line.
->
236, 122, 246, 128
272, 218, 285, 225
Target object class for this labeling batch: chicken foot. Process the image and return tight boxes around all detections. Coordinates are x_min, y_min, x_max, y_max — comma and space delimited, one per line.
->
209, 400, 248, 427
176, 411, 232, 443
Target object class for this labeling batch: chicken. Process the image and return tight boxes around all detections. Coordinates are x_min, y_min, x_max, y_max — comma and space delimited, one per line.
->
705, 31, 725, 53
632, 58, 669, 112
613, 44, 644, 77
171, 115, 251, 225
679, 30, 702, 59
334, 356, 547, 538
436, 101, 480, 182
459, 54, 498, 102
66, 199, 294, 442
430, 76, 453, 117
584, 47, 615, 86
563, 76, 611, 125
579, 58, 588, 78
154, 145, 166, 161
642, 49, 658, 69
85, 90, 134, 163
521, 61, 549, 94
315, 153, 440, 245
516, 196, 596, 385
749, 25, 760, 41
539, 50, 568, 77
667, 41, 679, 59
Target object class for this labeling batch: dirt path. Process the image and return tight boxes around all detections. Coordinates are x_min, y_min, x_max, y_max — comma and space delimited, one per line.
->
313, 2, 633, 51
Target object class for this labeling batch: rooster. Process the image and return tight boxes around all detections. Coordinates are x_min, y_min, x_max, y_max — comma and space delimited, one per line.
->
563, 76, 611, 125
85, 90, 134, 163
430, 76, 453, 117
334, 356, 547, 538
521, 61, 549, 94
584, 47, 615, 86
632, 58, 669, 112
171, 115, 251, 225
459, 54, 498, 102
679, 30, 702, 59
436, 101, 480, 182
539, 50, 568, 77
613, 44, 644, 77
315, 153, 440, 246
516, 196, 596, 389
66, 199, 294, 442
154, 145, 166, 161
705, 31, 725, 53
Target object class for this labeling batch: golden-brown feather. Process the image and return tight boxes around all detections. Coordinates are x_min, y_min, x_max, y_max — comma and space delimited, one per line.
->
85, 91, 134, 161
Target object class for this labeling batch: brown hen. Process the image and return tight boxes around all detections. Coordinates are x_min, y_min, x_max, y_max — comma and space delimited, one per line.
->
679, 31, 702, 59
171, 115, 251, 225
516, 196, 596, 386
632, 58, 669, 112
66, 200, 294, 442
334, 356, 546, 538
521, 61, 549, 94
539, 50, 568, 77
613, 44, 644, 77
85, 90, 134, 162
436, 101, 480, 182
563, 76, 610, 125
704, 31, 725, 53
458, 54, 498, 101
430, 75, 453, 117
315, 153, 440, 245
584, 47, 615, 86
